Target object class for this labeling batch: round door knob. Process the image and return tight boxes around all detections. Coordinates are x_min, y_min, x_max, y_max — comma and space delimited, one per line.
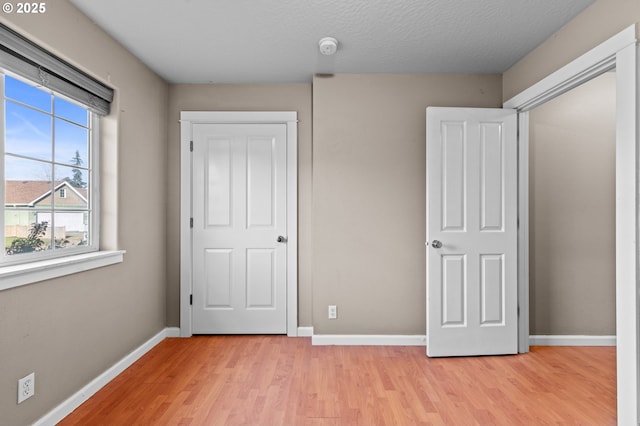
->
431, 240, 443, 249
277, 236, 287, 243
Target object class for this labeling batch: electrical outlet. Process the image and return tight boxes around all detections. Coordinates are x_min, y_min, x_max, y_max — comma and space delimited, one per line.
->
328, 305, 337, 319
18, 372, 35, 404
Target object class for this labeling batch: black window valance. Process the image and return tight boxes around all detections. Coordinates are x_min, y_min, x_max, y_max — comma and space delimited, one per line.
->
0, 23, 113, 115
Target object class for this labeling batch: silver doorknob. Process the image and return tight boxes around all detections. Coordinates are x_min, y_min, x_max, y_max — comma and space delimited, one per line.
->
431, 240, 442, 249
277, 236, 287, 243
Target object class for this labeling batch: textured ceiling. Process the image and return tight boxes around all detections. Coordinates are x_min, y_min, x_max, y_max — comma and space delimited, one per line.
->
69, 0, 594, 84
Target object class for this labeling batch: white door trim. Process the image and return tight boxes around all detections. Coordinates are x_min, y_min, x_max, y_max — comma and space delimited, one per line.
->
504, 24, 638, 424
179, 111, 298, 337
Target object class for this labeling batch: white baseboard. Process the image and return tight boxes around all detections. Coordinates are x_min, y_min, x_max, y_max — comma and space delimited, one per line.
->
529, 335, 616, 346
312, 334, 427, 346
34, 327, 178, 426
297, 326, 314, 337
165, 327, 181, 338
310, 334, 615, 347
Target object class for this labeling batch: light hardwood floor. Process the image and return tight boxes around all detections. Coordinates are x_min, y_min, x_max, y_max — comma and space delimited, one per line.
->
59, 336, 616, 425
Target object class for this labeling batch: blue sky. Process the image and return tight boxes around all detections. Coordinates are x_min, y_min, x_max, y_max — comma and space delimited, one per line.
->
4, 75, 89, 183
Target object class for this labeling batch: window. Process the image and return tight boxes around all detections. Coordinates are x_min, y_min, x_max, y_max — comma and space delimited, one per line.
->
2, 74, 95, 264
0, 23, 114, 271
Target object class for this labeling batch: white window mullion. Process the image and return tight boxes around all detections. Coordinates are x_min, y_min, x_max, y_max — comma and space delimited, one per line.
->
89, 113, 99, 249
50, 92, 56, 252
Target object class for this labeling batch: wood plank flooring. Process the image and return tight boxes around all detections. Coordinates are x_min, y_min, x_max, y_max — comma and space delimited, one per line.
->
59, 336, 616, 425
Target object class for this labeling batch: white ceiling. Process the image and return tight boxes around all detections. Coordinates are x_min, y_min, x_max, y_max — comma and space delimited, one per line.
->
69, 0, 594, 84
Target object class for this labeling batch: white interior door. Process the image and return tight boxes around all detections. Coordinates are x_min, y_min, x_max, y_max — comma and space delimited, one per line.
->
192, 123, 287, 334
426, 107, 517, 357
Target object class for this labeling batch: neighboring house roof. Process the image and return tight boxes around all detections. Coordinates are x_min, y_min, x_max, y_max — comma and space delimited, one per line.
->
5, 180, 88, 207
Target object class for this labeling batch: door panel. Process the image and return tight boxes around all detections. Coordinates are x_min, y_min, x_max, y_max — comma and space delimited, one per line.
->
204, 249, 232, 307
192, 123, 287, 334
480, 254, 504, 325
206, 138, 232, 227
246, 248, 275, 307
427, 107, 517, 357
442, 254, 466, 326
442, 122, 466, 231
247, 136, 276, 228
480, 125, 504, 231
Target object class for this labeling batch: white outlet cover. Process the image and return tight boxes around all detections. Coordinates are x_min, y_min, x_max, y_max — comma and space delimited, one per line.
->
18, 372, 35, 404
328, 305, 337, 319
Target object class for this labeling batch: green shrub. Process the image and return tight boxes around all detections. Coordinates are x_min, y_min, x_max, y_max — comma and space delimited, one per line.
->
5, 221, 48, 255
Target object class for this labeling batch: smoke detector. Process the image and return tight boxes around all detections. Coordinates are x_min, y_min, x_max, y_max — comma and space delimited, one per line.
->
319, 37, 339, 56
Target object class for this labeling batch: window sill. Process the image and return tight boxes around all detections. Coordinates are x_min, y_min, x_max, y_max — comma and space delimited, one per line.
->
0, 250, 125, 292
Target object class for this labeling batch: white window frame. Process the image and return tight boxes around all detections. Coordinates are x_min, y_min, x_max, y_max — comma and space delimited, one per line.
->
0, 77, 123, 291
1, 72, 99, 262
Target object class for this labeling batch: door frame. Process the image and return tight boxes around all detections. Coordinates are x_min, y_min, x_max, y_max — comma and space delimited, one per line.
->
504, 25, 638, 423
179, 111, 299, 337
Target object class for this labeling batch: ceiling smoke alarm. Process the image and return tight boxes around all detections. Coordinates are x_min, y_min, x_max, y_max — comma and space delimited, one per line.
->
318, 37, 339, 56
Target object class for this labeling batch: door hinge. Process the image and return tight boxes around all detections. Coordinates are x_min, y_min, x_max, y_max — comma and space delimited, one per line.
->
190, 140, 193, 152
190, 294, 193, 305
517, 305, 520, 316
190, 217, 193, 228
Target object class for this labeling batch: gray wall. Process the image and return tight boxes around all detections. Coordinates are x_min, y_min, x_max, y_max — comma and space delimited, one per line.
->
503, 0, 639, 100
504, 0, 632, 335
312, 74, 503, 334
529, 72, 616, 335
0, 2, 169, 425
